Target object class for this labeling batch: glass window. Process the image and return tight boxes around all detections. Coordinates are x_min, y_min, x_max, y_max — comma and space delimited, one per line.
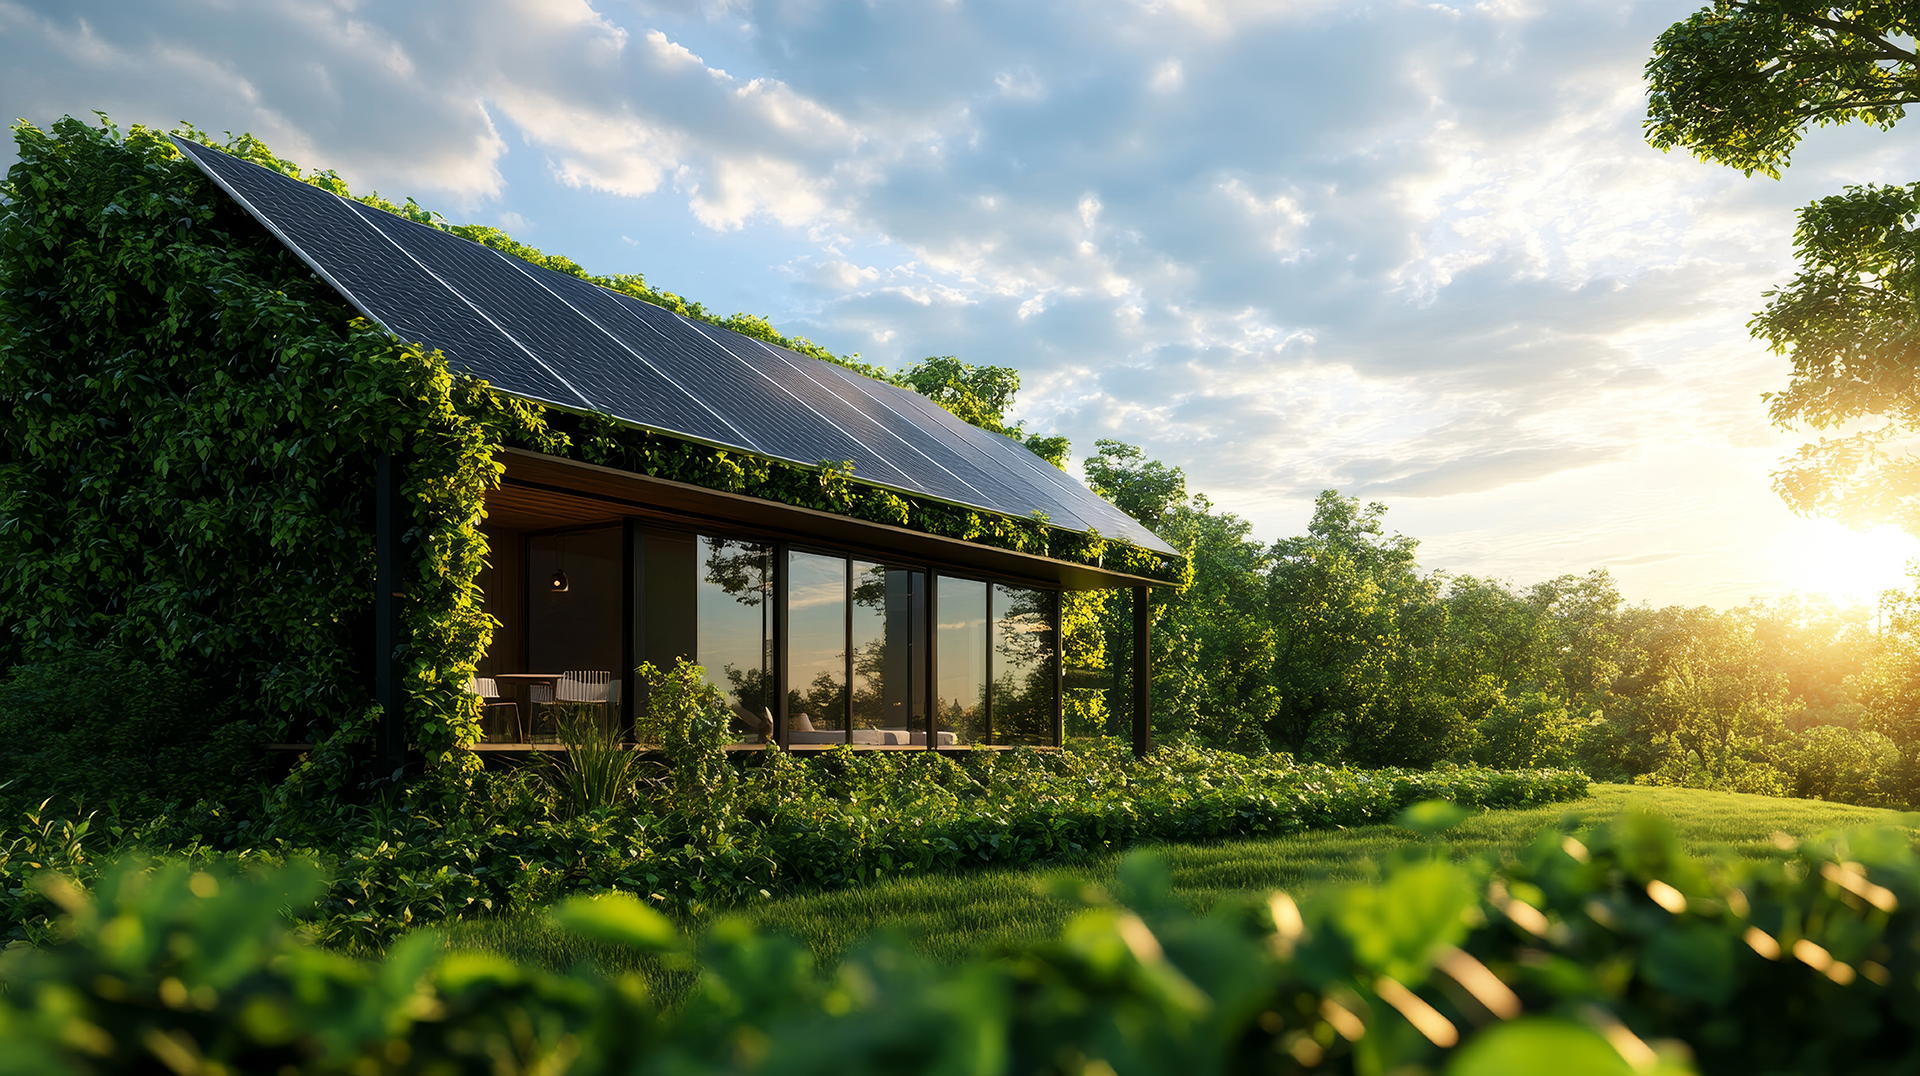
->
695, 536, 774, 744
787, 550, 848, 739
526, 527, 622, 677
935, 576, 987, 746
851, 563, 925, 741
992, 584, 1057, 746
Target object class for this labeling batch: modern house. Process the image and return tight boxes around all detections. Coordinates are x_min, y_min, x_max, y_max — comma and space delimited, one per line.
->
156, 137, 1179, 767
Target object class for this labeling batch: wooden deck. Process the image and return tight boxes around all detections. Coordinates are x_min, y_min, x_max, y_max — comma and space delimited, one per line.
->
266, 741, 1048, 754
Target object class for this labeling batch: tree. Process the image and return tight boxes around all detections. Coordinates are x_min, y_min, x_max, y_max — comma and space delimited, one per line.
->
1082, 440, 1188, 531
1753, 182, 1920, 528
1265, 492, 1463, 765
1647, 2, 1920, 527
894, 355, 1069, 465
1647, 1, 1920, 179
1149, 495, 1278, 751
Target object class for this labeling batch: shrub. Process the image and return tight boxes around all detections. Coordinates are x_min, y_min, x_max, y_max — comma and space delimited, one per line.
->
7, 809, 1920, 1074
527, 706, 646, 819
0, 650, 263, 813
0, 744, 1589, 948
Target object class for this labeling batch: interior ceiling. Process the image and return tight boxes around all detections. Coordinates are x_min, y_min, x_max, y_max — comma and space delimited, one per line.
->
482, 484, 623, 533
171, 135, 1177, 560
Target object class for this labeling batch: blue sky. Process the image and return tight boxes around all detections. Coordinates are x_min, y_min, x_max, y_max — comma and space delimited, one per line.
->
7, 0, 1919, 608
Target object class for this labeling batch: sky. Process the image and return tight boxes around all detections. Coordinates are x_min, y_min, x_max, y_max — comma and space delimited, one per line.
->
6, 0, 1919, 610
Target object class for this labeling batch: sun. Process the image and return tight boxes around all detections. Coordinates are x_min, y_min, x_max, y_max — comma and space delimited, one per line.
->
1778, 521, 1920, 606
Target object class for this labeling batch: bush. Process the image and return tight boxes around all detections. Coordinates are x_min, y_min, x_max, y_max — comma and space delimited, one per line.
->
0, 744, 1589, 949
0, 650, 263, 813
8, 809, 1920, 1074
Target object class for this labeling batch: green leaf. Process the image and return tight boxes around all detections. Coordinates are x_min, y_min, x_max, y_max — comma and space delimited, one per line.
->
1639, 922, 1734, 1005
1334, 860, 1476, 983
1447, 1018, 1636, 1076
1397, 799, 1470, 834
550, 890, 682, 952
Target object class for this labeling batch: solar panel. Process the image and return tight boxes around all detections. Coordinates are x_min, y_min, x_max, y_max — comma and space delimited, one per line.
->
172, 136, 1178, 559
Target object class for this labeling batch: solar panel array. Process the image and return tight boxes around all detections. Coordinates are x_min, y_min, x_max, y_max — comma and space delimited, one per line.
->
172, 137, 1175, 558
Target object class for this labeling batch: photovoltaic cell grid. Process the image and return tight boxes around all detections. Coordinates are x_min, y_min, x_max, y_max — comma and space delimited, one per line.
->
171, 137, 1176, 558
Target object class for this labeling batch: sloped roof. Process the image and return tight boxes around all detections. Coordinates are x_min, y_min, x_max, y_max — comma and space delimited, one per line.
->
172, 137, 1176, 558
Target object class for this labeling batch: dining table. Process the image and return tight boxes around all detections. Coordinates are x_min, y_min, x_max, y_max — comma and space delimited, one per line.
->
488, 673, 564, 743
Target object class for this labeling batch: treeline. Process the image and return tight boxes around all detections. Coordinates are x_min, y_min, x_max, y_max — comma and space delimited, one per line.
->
1078, 446, 1920, 808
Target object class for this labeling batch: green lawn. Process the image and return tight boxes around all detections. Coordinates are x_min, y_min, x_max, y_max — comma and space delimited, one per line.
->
433, 784, 1911, 987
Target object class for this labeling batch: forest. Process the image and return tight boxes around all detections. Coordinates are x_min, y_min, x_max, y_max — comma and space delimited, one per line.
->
1071, 438, 1920, 810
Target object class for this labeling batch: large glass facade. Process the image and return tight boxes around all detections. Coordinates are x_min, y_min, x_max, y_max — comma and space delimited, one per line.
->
992, 584, 1057, 745
695, 536, 773, 743
786, 550, 848, 741
936, 576, 988, 745
851, 562, 926, 742
526, 527, 623, 676
507, 522, 1059, 749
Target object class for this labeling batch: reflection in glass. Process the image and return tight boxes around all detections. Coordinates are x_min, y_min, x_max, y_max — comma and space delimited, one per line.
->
936, 576, 987, 745
787, 550, 848, 738
695, 536, 773, 743
993, 584, 1056, 745
851, 563, 925, 740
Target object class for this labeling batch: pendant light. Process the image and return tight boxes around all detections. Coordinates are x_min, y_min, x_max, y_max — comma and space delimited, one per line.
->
549, 533, 570, 592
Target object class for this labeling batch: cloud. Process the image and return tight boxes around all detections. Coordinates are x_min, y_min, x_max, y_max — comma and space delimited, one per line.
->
1349, 446, 1624, 497
8, 0, 1920, 603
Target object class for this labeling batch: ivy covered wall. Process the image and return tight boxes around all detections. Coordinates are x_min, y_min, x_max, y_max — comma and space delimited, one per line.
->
0, 117, 1177, 789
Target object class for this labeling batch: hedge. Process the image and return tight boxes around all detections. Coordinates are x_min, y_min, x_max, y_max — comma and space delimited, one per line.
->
2, 742, 1588, 949
7, 807, 1920, 1074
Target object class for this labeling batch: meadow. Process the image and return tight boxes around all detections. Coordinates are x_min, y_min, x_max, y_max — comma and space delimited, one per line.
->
438, 783, 1912, 979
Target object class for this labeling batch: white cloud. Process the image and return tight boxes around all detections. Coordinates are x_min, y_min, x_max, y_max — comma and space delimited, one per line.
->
7, 0, 1919, 604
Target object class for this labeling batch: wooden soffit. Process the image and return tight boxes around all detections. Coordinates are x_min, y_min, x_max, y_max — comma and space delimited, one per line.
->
490, 448, 1167, 591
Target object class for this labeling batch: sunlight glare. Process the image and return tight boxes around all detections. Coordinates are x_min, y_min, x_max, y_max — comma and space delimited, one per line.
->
1776, 521, 1920, 605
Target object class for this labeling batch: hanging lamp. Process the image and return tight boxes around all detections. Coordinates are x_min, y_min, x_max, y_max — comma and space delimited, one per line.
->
549, 533, 570, 592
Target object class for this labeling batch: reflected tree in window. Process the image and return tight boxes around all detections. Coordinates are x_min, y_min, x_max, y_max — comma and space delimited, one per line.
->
696, 537, 773, 742
993, 584, 1056, 745
851, 563, 924, 732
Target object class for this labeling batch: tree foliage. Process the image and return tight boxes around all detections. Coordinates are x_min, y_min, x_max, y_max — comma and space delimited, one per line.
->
1083, 439, 1189, 530
1647, 3, 1920, 529
1073, 436, 1908, 802
1755, 181, 1920, 528
1647, 1, 1920, 178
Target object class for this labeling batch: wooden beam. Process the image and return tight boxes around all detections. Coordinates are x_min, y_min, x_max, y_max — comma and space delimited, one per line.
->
494, 448, 1170, 591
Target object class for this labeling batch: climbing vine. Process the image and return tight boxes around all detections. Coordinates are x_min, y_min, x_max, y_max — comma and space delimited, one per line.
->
0, 116, 1176, 791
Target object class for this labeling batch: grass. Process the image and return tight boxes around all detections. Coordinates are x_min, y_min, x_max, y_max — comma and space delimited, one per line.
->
430, 784, 1913, 991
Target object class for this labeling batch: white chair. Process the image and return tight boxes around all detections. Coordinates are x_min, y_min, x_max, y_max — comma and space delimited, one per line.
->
557, 670, 620, 736
466, 677, 523, 743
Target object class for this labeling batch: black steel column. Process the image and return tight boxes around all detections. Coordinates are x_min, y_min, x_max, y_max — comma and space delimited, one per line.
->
843, 556, 853, 746
373, 454, 407, 778
774, 544, 790, 751
925, 569, 939, 751
983, 585, 994, 747
1051, 589, 1065, 747
1131, 585, 1151, 758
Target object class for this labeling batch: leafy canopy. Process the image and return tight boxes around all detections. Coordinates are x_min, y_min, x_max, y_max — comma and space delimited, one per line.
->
1647, 3, 1920, 531
1647, 2, 1920, 178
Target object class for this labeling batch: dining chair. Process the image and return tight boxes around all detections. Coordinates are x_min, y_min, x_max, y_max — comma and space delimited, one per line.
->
557, 670, 620, 736
466, 677, 524, 743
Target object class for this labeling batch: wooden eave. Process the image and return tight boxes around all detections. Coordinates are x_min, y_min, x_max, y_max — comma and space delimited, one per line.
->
488, 448, 1169, 591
